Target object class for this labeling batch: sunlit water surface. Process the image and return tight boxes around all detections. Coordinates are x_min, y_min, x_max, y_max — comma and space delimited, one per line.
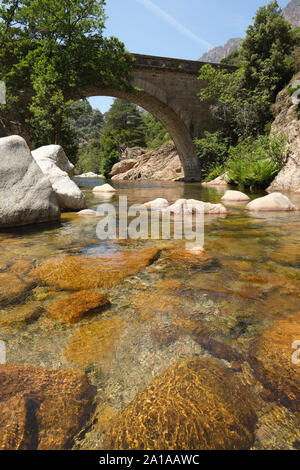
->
1, 179, 299, 450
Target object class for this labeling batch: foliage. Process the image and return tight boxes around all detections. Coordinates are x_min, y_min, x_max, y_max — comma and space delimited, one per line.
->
96, 99, 147, 176
101, 150, 120, 177
67, 99, 103, 145
103, 99, 147, 147
225, 134, 287, 189
143, 113, 170, 149
194, 132, 229, 180
199, 1, 295, 144
241, 1, 295, 100
221, 50, 241, 67
291, 27, 300, 72
76, 138, 102, 174
199, 65, 272, 141
204, 165, 226, 183
0, 0, 132, 146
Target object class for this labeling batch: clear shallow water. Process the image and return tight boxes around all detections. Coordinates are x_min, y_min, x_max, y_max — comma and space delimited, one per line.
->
1, 180, 300, 450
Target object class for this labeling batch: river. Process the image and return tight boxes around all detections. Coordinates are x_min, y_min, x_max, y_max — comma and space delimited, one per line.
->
0, 179, 299, 450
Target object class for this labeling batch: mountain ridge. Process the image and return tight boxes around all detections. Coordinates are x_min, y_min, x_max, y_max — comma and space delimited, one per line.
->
199, 0, 300, 63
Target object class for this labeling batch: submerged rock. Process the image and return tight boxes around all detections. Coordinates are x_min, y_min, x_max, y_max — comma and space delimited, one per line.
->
133, 292, 184, 322
64, 318, 125, 367
32, 145, 86, 211
0, 364, 96, 450
192, 324, 243, 363
167, 247, 217, 270
0, 272, 32, 306
7, 260, 32, 276
103, 357, 257, 450
47, 290, 110, 324
271, 245, 300, 267
221, 190, 250, 202
92, 184, 116, 193
155, 279, 186, 295
31, 248, 160, 290
0, 136, 60, 228
149, 323, 180, 347
249, 312, 300, 411
0, 301, 41, 328
246, 193, 297, 212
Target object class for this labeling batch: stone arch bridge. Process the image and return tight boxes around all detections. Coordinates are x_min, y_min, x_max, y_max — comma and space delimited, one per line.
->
85, 54, 233, 181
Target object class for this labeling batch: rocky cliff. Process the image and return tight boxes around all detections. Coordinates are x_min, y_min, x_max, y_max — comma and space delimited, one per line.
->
199, 38, 242, 64
268, 72, 300, 192
110, 142, 183, 181
199, 0, 300, 63
283, 0, 300, 27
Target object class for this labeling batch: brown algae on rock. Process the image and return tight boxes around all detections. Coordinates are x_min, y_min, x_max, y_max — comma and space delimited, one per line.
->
103, 357, 257, 450
0, 272, 33, 306
249, 312, 300, 411
47, 290, 110, 324
0, 301, 42, 329
64, 317, 126, 367
0, 363, 96, 450
31, 248, 160, 290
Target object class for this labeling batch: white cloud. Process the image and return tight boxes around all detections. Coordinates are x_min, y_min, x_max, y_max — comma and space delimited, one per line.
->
135, 0, 213, 50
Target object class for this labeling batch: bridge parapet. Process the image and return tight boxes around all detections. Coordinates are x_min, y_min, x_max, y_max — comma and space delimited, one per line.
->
132, 53, 235, 75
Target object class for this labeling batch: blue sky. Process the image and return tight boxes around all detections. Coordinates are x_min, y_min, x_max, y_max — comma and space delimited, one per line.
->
89, 0, 289, 112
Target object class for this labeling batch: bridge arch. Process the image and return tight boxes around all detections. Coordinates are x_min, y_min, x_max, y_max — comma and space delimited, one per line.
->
82, 54, 233, 181
83, 85, 200, 181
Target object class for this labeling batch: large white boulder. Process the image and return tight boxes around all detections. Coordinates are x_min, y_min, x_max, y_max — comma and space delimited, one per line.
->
165, 199, 186, 214
77, 209, 98, 216
246, 192, 297, 212
77, 172, 105, 178
143, 198, 169, 210
166, 199, 227, 215
32, 146, 86, 211
92, 184, 116, 193
0, 136, 60, 228
221, 190, 250, 202
32, 145, 74, 176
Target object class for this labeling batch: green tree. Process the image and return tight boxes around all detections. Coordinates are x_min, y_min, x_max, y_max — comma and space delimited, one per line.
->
67, 99, 103, 145
0, 0, 132, 147
77, 138, 102, 174
143, 113, 170, 149
103, 99, 146, 146
99, 99, 147, 176
198, 65, 265, 140
291, 26, 300, 71
198, 1, 295, 143
194, 131, 230, 180
241, 1, 294, 100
